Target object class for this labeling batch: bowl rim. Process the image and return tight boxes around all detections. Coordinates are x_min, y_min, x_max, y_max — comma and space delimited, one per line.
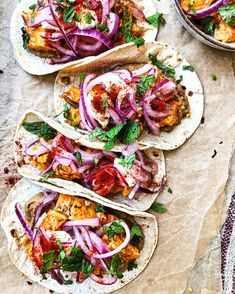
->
172, 0, 235, 51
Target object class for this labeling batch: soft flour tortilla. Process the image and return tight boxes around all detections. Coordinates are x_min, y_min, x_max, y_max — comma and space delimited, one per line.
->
0, 178, 158, 294
13, 110, 166, 211
54, 41, 204, 150
10, 0, 158, 75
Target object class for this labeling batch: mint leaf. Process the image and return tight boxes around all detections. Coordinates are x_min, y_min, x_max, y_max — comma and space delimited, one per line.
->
130, 224, 142, 239
147, 12, 165, 28
63, 7, 75, 22
219, 3, 235, 26
128, 262, 138, 271
74, 151, 82, 166
151, 202, 167, 213
85, 12, 92, 24
183, 65, 194, 72
41, 250, 55, 274
119, 154, 136, 169
103, 222, 124, 239
118, 121, 140, 145
108, 254, 123, 278
21, 27, 29, 49
96, 204, 105, 213
23, 122, 57, 141
98, 24, 109, 32
149, 54, 175, 78
136, 74, 156, 96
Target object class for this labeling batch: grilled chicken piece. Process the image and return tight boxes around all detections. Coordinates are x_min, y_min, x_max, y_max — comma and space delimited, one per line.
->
181, 0, 215, 12
55, 194, 97, 220
214, 21, 235, 43
54, 164, 81, 180
102, 234, 140, 261
41, 209, 67, 231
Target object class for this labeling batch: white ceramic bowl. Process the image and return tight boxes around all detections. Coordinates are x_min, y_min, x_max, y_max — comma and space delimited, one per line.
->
172, 0, 235, 52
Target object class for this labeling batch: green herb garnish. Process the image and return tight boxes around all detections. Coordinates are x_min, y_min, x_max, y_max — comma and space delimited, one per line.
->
74, 151, 82, 166
41, 250, 55, 274
130, 224, 142, 240
168, 187, 173, 193
219, 3, 235, 26
151, 202, 167, 213
39, 171, 55, 182
63, 7, 75, 22
149, 54, 175, 78
101, 99, 109, 110
119, 154, 136, 169
108, 254, 123, 278
61, 247, 93, 273
96, 204, 105, 213
85, 12, 92, 24
63, 280, 73, 285
79, 72, 86, 83
82, 1, 90, 7
21, 27, 29, 49
23, 122, 57, 141
189, 1, 197, 16
98, 24, 109, 32
94, 158, 99, 168
211, 73, 217, 81
176, 75, 183, 84
128, 262, 138, 271
136, 74, 156, 96
147, 12, 165, 28
183, 65, 194, 72
103, 222, 124, 239
119, 121, 141, 145
29, 3, 36, 11
76, 12, 82, 22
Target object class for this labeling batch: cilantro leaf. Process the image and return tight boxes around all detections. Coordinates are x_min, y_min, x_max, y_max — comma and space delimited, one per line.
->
149, 54, 175, 78
39, 171, 54, 182
130, 224, 143, 240
147, 12, 165, 28
82, 1, 90, 7
118, 121, 141, 145
96, 204, 105, 213
136, 74, 156, 96
85, 12, 92, 24
108, 254, 123, 278
23, 122, 57, 141
189, 1, 197, 16
29, 3, 36, 11
176, 75, 183, 84
219, 4, 235, 26
61, 247, 92, 272
119, 154, 136, 169
63, 7, 75, 22
93, 158, 99, 168
63, 280, 73, 285
79, 72, 86, 83
128, 262, 138, 271
41, 250, 55, 274
200, 16, 217, 35
98, 24, 109, 32
151, 202, 167, 213
211, 73, 217, 81
21, 27, 29, 49
103, 222, 124, 239
101, 99, 109, 110
81, 259, 94, 275
74, 151, 82, 166
183, 65, 194, 72
76, 12, 82, 22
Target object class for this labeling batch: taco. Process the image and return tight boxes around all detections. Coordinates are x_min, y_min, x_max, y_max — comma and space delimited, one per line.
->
14, 110, 166, 211
1, 178, 158, 293
11, 0, 160, 75
54, 41, 204, 150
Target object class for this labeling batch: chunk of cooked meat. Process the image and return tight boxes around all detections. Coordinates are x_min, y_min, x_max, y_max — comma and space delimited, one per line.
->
214, 21, 235, 43
55, 194, 97, 220
181, 0, 215, 12
102, 234, 140, 261
28, 154, 51, 171
159, 100, 179, 127
63, 85, 81, 105
54, 164, 81, 180
40, 209, 67, 231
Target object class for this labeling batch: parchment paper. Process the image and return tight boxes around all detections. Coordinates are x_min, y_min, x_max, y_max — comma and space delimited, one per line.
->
0, 1, 235, 294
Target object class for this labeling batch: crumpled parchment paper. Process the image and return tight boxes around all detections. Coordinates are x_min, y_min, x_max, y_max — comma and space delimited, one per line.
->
0, 0, 235, 293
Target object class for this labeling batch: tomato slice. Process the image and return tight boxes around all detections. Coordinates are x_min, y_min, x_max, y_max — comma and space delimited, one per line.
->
33, 231, 43, 269
88, 164, 127, 196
